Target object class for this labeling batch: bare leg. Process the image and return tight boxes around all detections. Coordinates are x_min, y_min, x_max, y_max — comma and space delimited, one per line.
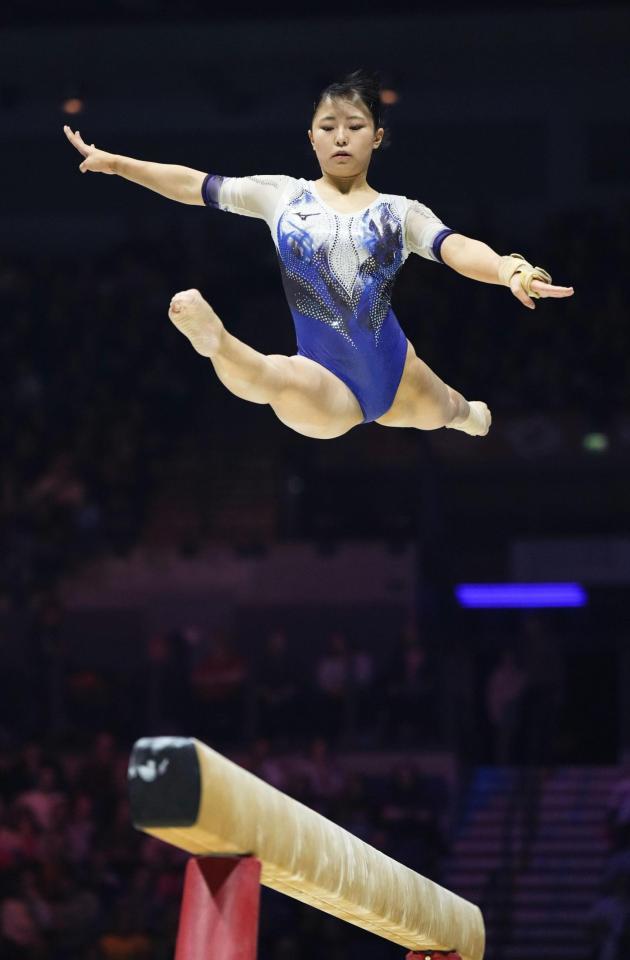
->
376, 341, 491, 436
168, 289, 363, 440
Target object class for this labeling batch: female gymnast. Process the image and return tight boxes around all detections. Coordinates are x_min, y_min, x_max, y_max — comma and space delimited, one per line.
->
63, 70, 574, 441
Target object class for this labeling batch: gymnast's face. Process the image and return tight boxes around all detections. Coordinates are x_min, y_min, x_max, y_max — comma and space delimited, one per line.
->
308, 96, 384, 178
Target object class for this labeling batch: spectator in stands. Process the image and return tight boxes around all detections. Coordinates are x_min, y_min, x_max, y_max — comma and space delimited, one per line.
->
313, 630, 378, 745
65, 794, 96, 864
45, 866, 100, 958
255, 630, 298, 745
517, 615, 565, 765
335, 773, 376, 843
485, 646, 529, 764
16, 767, 63, 833
0, 806, 42, 866
314, 631, 351, 741
80, 734, 119, 829
11, 744, 44, 796
347, 637, 377, 747
0, 866, 51, 958
384, 623, 435, 746
299, 738, 345, 812
246, 738, 287, 791
189, 630, 249, 745
145, 629, 192, 732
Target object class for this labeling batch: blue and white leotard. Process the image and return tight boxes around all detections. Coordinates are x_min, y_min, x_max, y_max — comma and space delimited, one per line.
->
201, 174, 455, 423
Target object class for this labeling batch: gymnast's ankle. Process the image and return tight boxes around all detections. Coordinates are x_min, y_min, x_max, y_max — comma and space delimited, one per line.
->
445, 400, 491, 437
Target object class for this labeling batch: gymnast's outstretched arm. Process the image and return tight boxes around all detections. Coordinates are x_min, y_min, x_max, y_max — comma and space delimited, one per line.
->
440, 233, 574, 309
403, 200, 574, 309
63, 125, 206, 205
63, 126, 291, 222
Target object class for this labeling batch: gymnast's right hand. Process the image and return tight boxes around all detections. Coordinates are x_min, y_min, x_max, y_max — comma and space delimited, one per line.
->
63, 125, 117, 174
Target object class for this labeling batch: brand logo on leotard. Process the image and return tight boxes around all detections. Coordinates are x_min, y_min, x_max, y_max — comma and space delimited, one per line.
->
296, 212, 320, 220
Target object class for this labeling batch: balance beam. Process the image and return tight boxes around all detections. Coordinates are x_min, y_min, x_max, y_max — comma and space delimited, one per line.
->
128, 737, 485, 960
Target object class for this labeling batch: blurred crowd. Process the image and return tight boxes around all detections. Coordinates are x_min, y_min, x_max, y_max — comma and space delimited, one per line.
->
0, 599, 441, 754
0, 591, 618, 768
0, 732, 447, 960
1, 202, 628, 605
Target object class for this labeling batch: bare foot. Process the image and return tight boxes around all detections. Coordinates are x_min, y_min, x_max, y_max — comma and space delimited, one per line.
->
168, 289, 224, 358
446, 400, 492, 437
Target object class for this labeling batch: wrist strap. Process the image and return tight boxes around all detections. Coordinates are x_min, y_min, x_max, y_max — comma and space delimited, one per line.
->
498, 252, 552, 298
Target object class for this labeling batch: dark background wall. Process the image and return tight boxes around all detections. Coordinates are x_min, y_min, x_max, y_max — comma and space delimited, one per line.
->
2, 5, 628, 250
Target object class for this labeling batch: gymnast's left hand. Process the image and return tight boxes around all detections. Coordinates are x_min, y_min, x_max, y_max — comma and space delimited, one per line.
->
509, 274, 575, 310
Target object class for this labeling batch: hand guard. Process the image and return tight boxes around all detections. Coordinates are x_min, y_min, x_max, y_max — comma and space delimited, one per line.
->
498, 252, 552, 299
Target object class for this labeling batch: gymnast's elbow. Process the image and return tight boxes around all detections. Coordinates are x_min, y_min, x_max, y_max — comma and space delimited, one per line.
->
186, 169, 209, 205
439, 232, 469, 269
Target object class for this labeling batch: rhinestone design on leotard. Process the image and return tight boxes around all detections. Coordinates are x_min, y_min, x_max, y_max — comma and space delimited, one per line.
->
276, 186, 407, 349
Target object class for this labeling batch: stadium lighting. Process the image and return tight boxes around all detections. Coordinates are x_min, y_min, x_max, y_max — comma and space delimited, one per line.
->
455, 582, 587, 609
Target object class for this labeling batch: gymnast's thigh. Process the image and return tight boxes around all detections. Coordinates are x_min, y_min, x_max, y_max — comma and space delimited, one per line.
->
269, 353, 364, 436
375, 340, 451, 429
374, 340, 419, 427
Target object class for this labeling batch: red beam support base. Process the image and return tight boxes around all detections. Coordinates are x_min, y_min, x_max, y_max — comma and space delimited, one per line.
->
175, 856, 261, 960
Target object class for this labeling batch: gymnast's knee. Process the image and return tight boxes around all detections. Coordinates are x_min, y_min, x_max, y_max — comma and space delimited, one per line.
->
379, 393, 451, 430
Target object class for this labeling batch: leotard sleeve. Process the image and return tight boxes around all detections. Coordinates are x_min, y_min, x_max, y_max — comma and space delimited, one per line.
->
404, 198, 456, 264
201, 173, 294, 224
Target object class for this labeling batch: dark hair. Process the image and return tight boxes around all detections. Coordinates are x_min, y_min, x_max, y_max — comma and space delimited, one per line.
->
312, 69, 391, 149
